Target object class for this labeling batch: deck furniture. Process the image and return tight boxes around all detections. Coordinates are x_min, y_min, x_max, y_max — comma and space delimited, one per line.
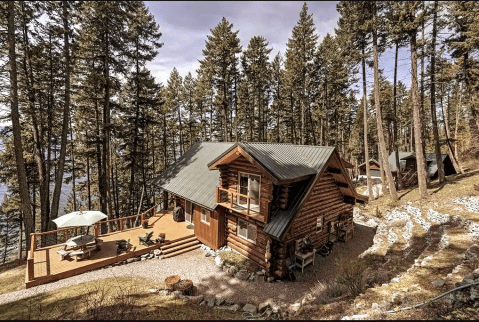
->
139, 231, 154, 246
57, 249, 71, 261
116, 239, 131, 254
70, 246, 96, 261
295, 248, 316, 273
64, 234, 96, 251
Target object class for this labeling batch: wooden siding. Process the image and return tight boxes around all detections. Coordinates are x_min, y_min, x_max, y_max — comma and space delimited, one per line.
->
193, 202, 224, 250
218, 155, 273, 223
280, 172, 353, 277
225, 211, 269, 269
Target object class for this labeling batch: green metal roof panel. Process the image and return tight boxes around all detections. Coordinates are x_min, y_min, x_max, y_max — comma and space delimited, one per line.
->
152, 142, 235, 210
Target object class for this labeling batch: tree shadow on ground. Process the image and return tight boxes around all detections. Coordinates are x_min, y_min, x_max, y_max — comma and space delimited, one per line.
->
194, 223, 376, 307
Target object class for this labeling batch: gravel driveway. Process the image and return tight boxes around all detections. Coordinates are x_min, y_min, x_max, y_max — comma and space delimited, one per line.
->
0, 224, 375, 307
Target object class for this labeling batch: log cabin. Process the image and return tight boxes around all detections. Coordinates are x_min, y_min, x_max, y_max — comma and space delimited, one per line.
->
154, 142, 367, 278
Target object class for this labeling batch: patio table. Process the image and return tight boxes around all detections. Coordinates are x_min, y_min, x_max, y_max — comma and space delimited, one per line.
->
64, 234, 96, 251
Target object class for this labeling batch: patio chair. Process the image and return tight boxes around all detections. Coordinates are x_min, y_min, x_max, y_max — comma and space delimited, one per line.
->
116, 239, 131, 254
139, 231, 154, 246
57, 249, 71, 261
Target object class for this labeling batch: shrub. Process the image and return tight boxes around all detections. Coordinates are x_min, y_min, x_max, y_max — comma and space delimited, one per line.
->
334, 256, 368, 297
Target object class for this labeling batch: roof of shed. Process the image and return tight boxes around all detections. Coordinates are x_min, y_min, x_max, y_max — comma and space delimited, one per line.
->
152, 142, 235, 210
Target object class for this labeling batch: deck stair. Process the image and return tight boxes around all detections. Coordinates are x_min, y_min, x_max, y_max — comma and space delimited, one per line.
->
160, 234, 200, 258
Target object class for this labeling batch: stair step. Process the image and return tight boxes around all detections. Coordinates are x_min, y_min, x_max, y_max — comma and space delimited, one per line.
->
161, 240, 199, 254
160, 236, 197, 251
163, 244, 201, 259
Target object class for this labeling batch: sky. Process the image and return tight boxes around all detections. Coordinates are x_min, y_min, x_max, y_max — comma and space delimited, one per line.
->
144, 1, 414, 95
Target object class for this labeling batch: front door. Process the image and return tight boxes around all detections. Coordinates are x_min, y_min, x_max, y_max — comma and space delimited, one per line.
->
185, 200, 193, 224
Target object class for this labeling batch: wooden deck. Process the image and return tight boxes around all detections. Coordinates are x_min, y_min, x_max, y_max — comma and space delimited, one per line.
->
25, 211, 194, 288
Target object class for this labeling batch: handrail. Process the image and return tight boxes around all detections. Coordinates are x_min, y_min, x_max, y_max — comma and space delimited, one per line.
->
216, 187, 270, 222
217, 187, 263, 203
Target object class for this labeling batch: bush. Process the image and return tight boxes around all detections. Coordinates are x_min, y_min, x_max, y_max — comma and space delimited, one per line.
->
334, 256, 368, 297
309, 280, 347, 303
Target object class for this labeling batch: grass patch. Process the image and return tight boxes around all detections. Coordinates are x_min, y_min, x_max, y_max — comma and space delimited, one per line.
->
0, 276, 241, 320
0, 259, 26, 296
218, 250, 260, 272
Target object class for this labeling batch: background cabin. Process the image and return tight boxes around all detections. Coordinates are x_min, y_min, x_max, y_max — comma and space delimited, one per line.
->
358, 159, 381, 177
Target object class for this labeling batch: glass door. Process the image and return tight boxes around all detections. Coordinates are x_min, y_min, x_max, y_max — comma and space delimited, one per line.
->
185, 200, 193, 224
237, 173, 261, 211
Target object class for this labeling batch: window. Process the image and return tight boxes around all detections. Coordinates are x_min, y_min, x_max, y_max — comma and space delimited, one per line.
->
201, 209, 210, 225
316, 216, 324, 233
237, 219, 257, 243
237, 173, 261, 209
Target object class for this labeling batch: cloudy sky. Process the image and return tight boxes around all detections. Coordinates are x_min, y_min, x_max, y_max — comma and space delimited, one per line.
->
145, 1, 415, 94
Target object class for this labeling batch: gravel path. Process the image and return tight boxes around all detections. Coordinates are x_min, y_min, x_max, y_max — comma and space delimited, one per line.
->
0, 224, 376, 307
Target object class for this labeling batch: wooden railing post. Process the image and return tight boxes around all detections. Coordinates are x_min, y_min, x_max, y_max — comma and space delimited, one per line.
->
65, 229, 70, 241
230, 192, 234, 208
153, 205, 156, 217
264, 200, 270, 224
45, 249, 51, 276
246, 198, 250, 216
141, 213, 145, 222
30, 233, 36, 257
27, 251, 34, 281
119, 218, 123, 231
94, 223, 99, 237
215, 186, 220, 203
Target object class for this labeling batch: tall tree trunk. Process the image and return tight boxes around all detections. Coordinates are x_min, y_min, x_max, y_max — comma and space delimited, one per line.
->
103, 24, 113, 223
441, 86, 463, 174
8, 1, 34, 253
373, 27, 398, 201
430, 0, 444, 183
455, 84, 461, 158
362, 48, 374, 200
393, 41, 402, 190
410, 31, 428, 199
51, 1, 72, 224
70, 116, 76, 211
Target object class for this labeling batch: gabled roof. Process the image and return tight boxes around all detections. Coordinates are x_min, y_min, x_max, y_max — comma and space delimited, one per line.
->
388, 151, 415, 172
152, 142, 235, 211
208, 143, 333, 183
425, 153, 449, 177
388, 151, 450, 177
358, 159, 380, 168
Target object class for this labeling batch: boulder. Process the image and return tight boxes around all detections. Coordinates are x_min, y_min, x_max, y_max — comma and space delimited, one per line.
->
215, 255, 224, 267
199, 300, 207, 306
463, 274, 474, 284
258, 302, 271, 313
207, 297, 216, 307
227, 304, 241, 312
172, 290, 183, 298
256, 270, 265, 276
228, 266, 237, 277
141, 253, 149, 258
158, 290, 170, 296
154, 249, 162, 256
432, 278, 445, 289
236, 270, 250, 280
249, 274, 255, 281
149, 289, 159, 294
243, 304, 257, 314
391, 292, 405, 305
141, 257, 147, 261
126, 258, 135, 263
187, 295, 204, 304
215, 298, 225, 306
267, 277, 275, 282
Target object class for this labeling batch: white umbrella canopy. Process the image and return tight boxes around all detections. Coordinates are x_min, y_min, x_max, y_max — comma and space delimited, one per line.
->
53, 210, 107, 228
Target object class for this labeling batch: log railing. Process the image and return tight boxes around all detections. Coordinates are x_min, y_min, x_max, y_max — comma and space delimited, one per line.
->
215, 187, 270, 223
27, 205, 158, 281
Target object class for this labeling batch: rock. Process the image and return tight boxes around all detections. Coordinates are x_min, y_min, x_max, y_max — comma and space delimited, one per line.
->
126, 258, 135, 263
256, 270, 265, 276
456, 281, 470, 287
391, 292, 405, 305
302, 293, 315, 305
222, 265, 229, 272
463, 274, 475, 283
366, 219, 378, 228
228, 266, 237, 276
350, 314, 369, 320
302, 304, 315, 313
205, 252, 212, 257
265, 308, 273, 318
371, 303, 380, 311
215, 255, 224, 267
472, 268, 479, 279
172, 290, 183, 298
243, 304, 257, 314
236, 269, 250, 280
267, 277, 275, 282
379, 302, 392, 311
207, 298, 215, 307
227, 304, 241, 312
391, 277, 400, 283
154, 249, 162, 256
249, 274, 255, 281
148, 253, 154, 259
158, 290, 170, 296
187, 295, 204, 304
141, 253, 149, 258
215, 298, 225, 306
199, 300, 207, 306
258, 302, 271, 313
149, 289, 159, 294
432, 278, 445, 289
141, 257, 147, 261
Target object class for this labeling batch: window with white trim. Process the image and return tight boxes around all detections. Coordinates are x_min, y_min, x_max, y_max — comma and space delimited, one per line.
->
237, 219, 257, 243
201, 209, 210, 225
316, 216, 324, 233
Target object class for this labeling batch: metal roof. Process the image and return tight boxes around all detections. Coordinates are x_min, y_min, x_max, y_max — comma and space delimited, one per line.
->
208, 143, 334, 182
388, 151, 450, 177
388, 151, 415, 172
152, 142, 235, 211
425, 153, 448, 177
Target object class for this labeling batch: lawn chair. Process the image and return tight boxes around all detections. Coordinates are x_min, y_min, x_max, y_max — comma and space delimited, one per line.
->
139, 231, 154, 246
116, 239, 130, 254
57, 249, 71, 261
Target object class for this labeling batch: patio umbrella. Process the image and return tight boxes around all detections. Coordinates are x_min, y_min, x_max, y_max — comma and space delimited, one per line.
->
53, 210, 107, 239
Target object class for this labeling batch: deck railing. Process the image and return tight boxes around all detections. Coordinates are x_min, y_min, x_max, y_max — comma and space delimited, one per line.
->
215, 187, 270, 223
26, 205, 158, 281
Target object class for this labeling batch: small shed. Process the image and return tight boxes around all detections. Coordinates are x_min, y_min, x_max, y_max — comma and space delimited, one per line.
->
358, 159, 381, 177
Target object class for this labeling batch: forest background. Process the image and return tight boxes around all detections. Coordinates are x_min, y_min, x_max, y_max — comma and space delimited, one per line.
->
0, 1, 478, 261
